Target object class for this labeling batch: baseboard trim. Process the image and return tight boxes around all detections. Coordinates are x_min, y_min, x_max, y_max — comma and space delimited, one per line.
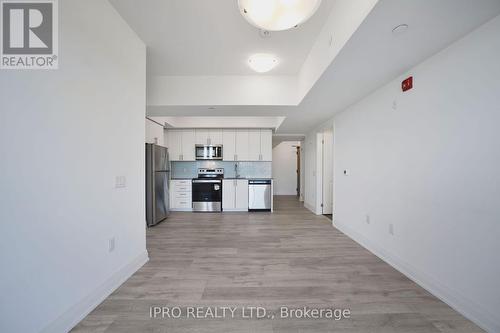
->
304, 201, 317, 214
333, 221, 500, 333
42, 251, 149, 333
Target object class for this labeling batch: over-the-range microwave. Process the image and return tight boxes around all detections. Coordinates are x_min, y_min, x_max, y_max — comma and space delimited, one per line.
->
195, 145, 223, 160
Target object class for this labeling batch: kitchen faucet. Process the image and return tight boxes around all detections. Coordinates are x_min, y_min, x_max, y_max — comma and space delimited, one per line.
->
234, 162, 240, 178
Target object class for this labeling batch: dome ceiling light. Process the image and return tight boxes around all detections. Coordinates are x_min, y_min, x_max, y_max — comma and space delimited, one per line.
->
238, 0, 322, 31
248, 54, 279, 73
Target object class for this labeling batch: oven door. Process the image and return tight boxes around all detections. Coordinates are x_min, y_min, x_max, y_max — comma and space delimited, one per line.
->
192, 179, 222, 211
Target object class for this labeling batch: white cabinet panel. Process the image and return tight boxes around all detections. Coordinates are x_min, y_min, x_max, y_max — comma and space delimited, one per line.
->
195, 129, 209, 145
181, 129, 196, 161
235, 129, 249, 161
209, 129, 223, 145
167, 130, 182, 161
222, 179, 236, 210
196, 129, 222, 145
235, 179, 249, 210
222, 129, 236, 161
169, 128, 271, 162
223, 179, 248, 211
260, 129, 273, 161
248, 129, 261, 161
170, 180, 192, 211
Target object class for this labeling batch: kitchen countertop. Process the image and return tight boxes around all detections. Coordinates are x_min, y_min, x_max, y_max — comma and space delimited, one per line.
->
223, 178, 273, 180
172, 177, 273, 180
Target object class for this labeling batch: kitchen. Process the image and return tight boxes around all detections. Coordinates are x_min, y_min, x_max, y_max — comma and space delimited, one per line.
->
146, 123, 274, 226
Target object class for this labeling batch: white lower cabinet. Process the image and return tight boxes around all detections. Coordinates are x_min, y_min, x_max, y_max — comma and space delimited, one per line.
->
170, 179, 192, 211
222, 179, 248, 211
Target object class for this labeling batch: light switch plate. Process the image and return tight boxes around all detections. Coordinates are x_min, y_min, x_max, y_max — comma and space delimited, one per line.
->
108, 238, 115, 252
115, 176, 127, 188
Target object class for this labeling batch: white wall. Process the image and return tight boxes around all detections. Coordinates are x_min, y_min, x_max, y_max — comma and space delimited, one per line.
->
298, 0, 378, 100
0, 1, 147, 333
145, 118, 165, 146
148, 75, 299, 106
333, 15, 500, 332
272, 142, 300, 195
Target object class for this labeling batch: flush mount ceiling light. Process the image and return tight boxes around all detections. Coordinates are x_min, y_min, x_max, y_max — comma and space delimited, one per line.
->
248, 54, 279, 73
392, 24, 409, 35
238, 0, 322, 31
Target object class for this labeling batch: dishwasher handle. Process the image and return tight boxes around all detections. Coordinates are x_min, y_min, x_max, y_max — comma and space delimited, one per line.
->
248, 179, 271, 185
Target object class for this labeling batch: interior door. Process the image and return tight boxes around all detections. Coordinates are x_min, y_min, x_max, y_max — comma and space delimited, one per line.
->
322, 128, 334, 214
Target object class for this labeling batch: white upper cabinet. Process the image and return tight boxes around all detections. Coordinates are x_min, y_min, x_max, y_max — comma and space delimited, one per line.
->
167, 130, 182, 161
222, 129, 236, 161
209, 129, 223, 145
260, 129, 273, 161
181, 129, 196, 161
235, 129, 249, 161
195, 129, 223, 145
247, 129, 261, 161
195, 129, 209, 145
167, 128, 272, 162
167, 129, 195, 161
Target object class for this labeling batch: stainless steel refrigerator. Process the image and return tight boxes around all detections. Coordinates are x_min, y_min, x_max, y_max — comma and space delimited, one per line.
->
146, 144, 170, 227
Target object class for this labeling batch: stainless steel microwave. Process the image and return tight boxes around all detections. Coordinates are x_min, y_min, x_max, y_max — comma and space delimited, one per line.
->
195, 145, 223, 160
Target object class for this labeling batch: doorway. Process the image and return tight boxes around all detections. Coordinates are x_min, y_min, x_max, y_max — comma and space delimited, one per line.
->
296, 146, 301, 197
321, 127, 334, 217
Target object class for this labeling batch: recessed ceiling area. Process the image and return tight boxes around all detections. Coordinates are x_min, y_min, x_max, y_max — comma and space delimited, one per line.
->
112, 0, 500, 135
109, 0, 334, 76
150, 116, 285, 130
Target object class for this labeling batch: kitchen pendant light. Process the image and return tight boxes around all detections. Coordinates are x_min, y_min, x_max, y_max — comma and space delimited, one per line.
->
248, 54, 279, 73
238, 0, 322, 31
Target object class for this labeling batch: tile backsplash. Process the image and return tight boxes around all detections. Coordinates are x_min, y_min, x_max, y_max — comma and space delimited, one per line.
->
171, 161, 272, 179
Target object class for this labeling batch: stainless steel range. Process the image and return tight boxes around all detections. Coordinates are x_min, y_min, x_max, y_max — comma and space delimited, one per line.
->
192, 168, 223, 212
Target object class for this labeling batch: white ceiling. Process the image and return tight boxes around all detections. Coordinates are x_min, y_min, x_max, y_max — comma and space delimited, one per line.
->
109, 0, 334, 75
150, 116, 285, 130
145, 0, 500, 134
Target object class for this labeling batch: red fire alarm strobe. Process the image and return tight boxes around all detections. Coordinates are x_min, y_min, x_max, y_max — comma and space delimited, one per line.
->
402, 76, 413, 92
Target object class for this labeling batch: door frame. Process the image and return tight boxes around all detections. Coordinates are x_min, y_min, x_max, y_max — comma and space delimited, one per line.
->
315, 125, 334, 216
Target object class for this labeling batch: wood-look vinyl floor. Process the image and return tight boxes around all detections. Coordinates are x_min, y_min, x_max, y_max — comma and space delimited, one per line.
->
73, 196, 482, 333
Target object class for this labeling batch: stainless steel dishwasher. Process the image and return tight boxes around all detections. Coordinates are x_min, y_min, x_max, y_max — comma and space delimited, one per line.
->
248, 179, 272, 211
